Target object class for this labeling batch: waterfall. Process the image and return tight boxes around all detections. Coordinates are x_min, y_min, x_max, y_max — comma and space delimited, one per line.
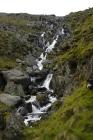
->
24, 115, 41, 126
37, 53, 47, 70
46, 35, 59, 53
24, 33, 59, 126
41, 74, 53, 92
37, 35, 59, 70
25, 96, 36, 103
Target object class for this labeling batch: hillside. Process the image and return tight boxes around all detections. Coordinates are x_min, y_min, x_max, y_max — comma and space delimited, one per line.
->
0, 8, 93, 140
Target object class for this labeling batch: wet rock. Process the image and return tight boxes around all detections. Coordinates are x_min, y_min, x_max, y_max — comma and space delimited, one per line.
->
0, 94, 21, 107
24, 95, 31, 101
36, 87, 47, 92
29, 70, 48, 77
17, 106, 28, 116
25, 102, 32, 113
36, 93, 49, 107
32, 101, 40, 109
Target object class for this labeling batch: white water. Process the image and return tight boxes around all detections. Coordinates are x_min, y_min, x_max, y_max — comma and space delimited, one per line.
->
24, 33, 59, 126
37, 35, 59, 70
61, 28, 65, 35
46, 35, 59, 53
25, 96, 36, 103
30, 77, 36, 82
37, 53, 47, 70
48, 95, 57, 103
24, 115, 41, 126
41, 74, 53, 92
41, 32, 45, 37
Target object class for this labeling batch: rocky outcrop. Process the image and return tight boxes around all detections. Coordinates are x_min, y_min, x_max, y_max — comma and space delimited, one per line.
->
51, 55, 93, 97
0, 94, 22, 107
2, 69, 32, 95
2, 69, 27, 81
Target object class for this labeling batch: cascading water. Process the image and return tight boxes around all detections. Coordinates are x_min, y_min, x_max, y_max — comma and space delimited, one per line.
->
24, 31, 59, 126
36, 53, 47, 70
46, 35, 59, 53
41, 74, 53, 92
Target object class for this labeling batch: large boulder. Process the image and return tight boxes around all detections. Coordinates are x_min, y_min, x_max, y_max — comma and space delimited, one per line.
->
2, 69, 27, 81
0, 94, 22, 107
2, 69, 31, 95
4, 82, 25, 96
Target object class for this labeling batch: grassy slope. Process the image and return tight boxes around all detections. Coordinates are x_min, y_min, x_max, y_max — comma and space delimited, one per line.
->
0, 14, 44, 70
51, 8, 93, 69
24, 82, 93, 140
23, 8, 93, 140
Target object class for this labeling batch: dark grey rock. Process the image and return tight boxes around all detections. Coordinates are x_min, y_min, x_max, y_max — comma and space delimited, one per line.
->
25, 102, 32, 113
36, 93, 49, 107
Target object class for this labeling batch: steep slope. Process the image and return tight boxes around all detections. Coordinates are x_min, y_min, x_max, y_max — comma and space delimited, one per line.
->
0, 8, 93, 140
23, 8, 93, 140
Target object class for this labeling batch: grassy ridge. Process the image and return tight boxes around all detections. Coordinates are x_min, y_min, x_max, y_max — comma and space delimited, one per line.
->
49, 8, 93, 69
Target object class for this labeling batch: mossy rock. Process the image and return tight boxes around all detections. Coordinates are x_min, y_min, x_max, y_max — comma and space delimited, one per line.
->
36, 93, 49, 107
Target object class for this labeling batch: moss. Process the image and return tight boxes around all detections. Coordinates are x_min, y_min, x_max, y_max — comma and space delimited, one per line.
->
0, 102, 11, 120
0, 57, 16, 70
48, 8, 93, 70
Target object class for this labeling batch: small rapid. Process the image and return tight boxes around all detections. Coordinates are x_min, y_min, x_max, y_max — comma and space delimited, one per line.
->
23, 31, 59, 126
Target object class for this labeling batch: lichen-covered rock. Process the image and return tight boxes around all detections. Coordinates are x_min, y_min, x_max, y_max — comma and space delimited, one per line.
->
4, 81, 25, 96
2, 69, 27, 81
0, 94, 21, 107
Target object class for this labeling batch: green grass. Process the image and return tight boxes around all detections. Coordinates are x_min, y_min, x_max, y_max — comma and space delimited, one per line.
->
0, 57, 16, 70
24, 82, 93, 140
48, 8, 93, 70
